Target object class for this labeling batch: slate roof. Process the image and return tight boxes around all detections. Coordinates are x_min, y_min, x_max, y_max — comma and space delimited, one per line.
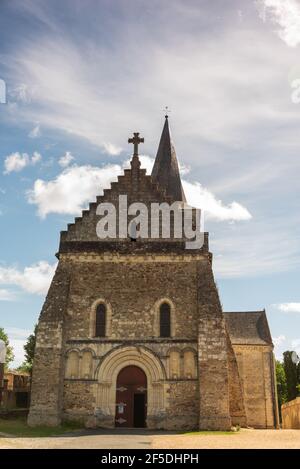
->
224, 310, 273, 346
151, 116, 186, 202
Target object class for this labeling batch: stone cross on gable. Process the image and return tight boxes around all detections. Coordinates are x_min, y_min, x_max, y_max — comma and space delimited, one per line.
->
128, 132, 144, 157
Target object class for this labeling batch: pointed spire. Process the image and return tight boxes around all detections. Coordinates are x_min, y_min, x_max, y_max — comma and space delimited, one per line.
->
151, 116, 186, 202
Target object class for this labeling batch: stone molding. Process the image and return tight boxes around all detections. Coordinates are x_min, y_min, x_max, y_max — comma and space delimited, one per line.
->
59, 252, 206, 263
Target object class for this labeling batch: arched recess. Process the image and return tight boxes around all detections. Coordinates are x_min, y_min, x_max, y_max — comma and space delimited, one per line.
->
168, 348, 181, 379
153, 298, 176, 337
81, 349, 94, 379
183, 348, 197, 379
96, 346, 166, 419
89, 298, 112, 338
65, 350, 79, 379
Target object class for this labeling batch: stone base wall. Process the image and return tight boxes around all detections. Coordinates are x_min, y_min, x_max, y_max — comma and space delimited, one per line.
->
226, 333, 247, 427
28, 264, 71, 427
198, 311, 232, 431
282, 397, 300, 429
62, 379, 198, 430
62, 343, 199, 430
159, 381, 198, 430
28, 253, 277, 431
232, 345, 277, 428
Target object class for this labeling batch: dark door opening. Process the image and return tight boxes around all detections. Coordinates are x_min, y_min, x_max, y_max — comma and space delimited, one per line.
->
16, 392, 29, 408
133, 393, 146, 428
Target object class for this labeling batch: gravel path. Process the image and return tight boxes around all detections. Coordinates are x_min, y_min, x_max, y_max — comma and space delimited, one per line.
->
0, 429, 299, 449
152, 429, 300, 449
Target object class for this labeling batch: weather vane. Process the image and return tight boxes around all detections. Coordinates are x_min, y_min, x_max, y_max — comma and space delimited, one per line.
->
163, 106, 171, 118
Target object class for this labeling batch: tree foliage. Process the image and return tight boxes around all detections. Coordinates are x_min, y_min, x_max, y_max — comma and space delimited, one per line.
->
275, 360, 287, 420
0, 327, 14, 369
18, 325, 37, 374
283, 351, 299, 401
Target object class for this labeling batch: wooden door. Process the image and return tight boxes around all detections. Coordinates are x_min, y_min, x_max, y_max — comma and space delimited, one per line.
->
115, 365, 147, 427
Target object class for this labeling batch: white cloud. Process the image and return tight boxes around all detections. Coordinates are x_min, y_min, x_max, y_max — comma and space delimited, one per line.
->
5, 13, 297, 154
212, 216, 300, 278
0, 261, 57, 295
3, 151, 42, 174
58, 151, 75, 168
275, 302, 300, 313
273, 334, 286, 347
183, 180, 252, 222
9, 83, 33, 103
273, 334, 287, 360
179, 163, 191, 176
125, 155, 154, 175
257, 0, 300, 47
103, 142, 122, 156
291, 339, 300, 355
4, 152, 29, 174
26, 156, 251, 222
272, 335, 300, 360
28, 124, 41, 138
31, 151, 42, 164
27, 163, 121, 218
0, 289, 16, 301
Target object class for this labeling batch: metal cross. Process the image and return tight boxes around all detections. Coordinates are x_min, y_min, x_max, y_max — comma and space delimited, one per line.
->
128, 132, 144, 157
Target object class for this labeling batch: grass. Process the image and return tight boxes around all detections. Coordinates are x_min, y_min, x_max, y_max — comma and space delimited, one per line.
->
0, 417, 82, 437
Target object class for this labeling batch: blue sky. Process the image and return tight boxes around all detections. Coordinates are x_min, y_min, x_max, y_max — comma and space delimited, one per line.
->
0, 0, 300, 366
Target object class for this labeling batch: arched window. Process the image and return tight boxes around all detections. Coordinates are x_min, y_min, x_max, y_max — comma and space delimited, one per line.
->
95, 303, 106, 337
160, 302, 171, 337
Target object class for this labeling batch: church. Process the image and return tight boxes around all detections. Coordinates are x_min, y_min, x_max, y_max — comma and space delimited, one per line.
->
28, 117, 279, 430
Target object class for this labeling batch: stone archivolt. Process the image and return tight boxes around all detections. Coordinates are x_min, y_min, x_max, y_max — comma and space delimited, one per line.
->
95, 346, 166, 425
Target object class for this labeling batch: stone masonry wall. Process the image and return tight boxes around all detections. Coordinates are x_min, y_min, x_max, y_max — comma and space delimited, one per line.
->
164, 381, 199, 430
226, 331, 247, 427
59, 252, 201, 429
233, 344, 277, 428
282, 397, 300, 429
63, 381, 97, 424
196, 260, 232, 430
62, 254, 200, 341
28, 263, 71, 426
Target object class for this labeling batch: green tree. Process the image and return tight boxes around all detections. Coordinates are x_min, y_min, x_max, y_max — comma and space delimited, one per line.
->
18, 325, 37, 374
275, 360, 287, 421
283, 351, 298, 401
0, 327, 14, 369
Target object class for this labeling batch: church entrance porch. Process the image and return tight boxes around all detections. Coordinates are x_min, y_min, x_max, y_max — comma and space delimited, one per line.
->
115, 365, 147, 428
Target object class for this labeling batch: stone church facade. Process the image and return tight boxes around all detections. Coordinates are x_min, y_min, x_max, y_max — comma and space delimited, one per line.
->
28, 117, 279, 430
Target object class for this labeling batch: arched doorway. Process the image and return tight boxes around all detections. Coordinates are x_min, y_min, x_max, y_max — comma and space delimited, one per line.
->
115, 365, 147, 428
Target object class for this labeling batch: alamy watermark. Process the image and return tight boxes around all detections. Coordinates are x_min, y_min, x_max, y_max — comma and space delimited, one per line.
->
0, 78, 6, 104
95, 195, 205, 250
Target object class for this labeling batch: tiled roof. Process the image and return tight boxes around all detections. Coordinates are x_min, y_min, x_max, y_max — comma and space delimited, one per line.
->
224, 310, 273, 345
